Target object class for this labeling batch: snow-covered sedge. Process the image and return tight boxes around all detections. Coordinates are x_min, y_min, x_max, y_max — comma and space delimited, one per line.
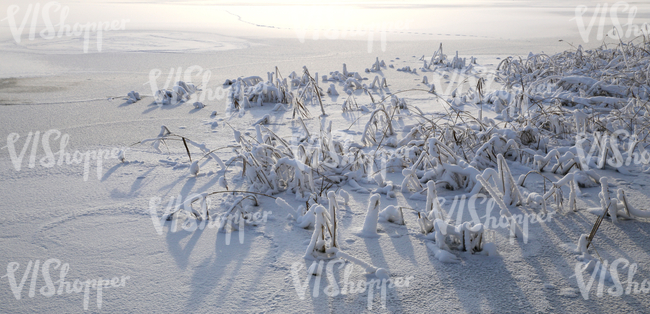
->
443, 193, 556, 245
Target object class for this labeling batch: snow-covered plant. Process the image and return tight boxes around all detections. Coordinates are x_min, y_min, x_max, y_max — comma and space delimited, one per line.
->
397, 66, 416, 73
304, 205, 336, 259
432, 219, 488, 253
400, 165, 423, 193
338, 190, 350, 205
425, 241, 460, 263
598, 177, 615, 221
378, 205, 405, 225
470, 134, 520, 170
329, 248, 389, 279
424, 43, 475, 71
428, 43, 446, 67
424, 181, 446, 221
446, 51, 470, 70
615, 189, 650, 219
327, 84, 339, 96
361, 109, 395, 146
117, 149, 126, 163
299, 67, 326, 116
164, 192, 214, 223
126, 91, 140, 104
417, 211, 434, 235
360, 194, 381, 237
253, 114, 271, 126
577, 233, 592, 260
342, 94, 358, 112
134, 125, 227, 172
475, 174, 524, 240
327, 191, 339, 246
189, 160, 200, 176
367, 57, 386, 72
518, 171, 580, 213
369, 76, 388, 90
154, 81, 199, 106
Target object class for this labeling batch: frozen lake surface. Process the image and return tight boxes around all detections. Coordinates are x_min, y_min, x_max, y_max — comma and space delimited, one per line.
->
1, 1, 650, 313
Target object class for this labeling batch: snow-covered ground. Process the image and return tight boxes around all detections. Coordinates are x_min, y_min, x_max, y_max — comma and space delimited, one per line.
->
2, 1, 650, 313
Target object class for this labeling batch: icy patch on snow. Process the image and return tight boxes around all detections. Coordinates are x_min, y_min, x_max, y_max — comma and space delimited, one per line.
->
0, 31, 256, 54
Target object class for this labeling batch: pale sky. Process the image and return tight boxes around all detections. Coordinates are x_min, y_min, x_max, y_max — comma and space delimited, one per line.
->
1, 1, 647, 42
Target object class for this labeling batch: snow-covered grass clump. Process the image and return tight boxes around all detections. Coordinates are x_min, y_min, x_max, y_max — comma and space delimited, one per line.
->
423, 43, 476, 71
154, 81, 200, 105
119, 38, 650, 276
366, 57, 387, 73
226, 64, 379, 118
126, 91, 141, 104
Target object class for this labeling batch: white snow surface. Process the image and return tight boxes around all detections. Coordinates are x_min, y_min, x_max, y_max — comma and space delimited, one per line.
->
2, 1, 650, 313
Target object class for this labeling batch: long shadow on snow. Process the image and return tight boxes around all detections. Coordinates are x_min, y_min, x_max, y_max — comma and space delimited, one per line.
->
183, 223, 257, 311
